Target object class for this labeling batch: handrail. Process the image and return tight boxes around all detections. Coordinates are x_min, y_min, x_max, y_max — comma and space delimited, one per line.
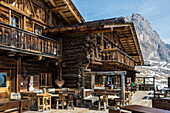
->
0, 23, 60, 57
102, 48, 136, 62
0, 21, 56, 42
101, 48, 135, 68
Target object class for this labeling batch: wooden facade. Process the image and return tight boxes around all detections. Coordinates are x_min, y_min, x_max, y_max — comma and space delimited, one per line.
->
0, 0, 84, 98
45, 18, 144, 88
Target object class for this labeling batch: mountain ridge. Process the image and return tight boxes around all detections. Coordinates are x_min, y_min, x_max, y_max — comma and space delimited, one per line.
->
126, 13, 170, 63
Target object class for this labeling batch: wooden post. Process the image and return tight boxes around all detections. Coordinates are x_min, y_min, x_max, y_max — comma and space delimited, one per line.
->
16, 57, 21, 93
120, 73, 125, 106
81, 66, 85, 107
59, 63, 62, 80
81, 87, 85, 107
91, 74, 95, 89
23, 16, 26, 30
101, 33, 104, 49
9, 10, 11, 25
81, 66, 85, 87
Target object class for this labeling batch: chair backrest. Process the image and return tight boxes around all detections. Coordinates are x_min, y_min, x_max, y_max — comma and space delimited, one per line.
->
68, 94, 74, 100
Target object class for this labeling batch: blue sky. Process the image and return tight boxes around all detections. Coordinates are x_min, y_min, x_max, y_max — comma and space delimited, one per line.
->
72, 0, 170, 44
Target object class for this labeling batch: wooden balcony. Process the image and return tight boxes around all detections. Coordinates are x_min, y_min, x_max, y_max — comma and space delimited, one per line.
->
101, 48, 135, 69
0, 22, 60, 59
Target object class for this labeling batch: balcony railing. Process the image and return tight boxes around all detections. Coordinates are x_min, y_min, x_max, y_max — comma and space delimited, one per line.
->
0, 22, 60, 58
101, 48, 135, 68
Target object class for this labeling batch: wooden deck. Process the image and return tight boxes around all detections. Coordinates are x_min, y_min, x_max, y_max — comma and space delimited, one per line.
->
7, 91, 153, 113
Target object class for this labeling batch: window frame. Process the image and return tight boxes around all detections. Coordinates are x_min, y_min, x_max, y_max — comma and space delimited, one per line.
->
39, 73, 52, 87
11, 13, 21, 28
0, 72, 7, 88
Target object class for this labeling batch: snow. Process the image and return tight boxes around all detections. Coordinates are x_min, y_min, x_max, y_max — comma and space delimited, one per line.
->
135, 60, 169, 88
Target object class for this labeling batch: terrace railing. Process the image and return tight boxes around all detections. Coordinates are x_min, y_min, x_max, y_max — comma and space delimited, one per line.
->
0, 22, 60, 58
101, 48, 135, 68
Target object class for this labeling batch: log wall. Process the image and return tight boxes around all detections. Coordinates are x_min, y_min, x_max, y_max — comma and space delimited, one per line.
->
62, 35, 88, 88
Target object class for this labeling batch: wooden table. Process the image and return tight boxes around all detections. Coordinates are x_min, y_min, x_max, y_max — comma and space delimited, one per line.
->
121, 105, 170, 113
53, 91, 75, 104
37, 94, 51, 112
92, 91, 120, 105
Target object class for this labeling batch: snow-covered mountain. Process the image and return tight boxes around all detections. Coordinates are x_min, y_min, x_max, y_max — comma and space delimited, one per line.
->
126, 13, 170, 62
135, 60, 169, 88
126, 14, 170, 88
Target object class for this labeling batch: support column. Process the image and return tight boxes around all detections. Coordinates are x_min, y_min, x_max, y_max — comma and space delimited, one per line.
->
16, 57, 21, 93
81, 66, 85, 88
81, 66, 85, 107
120, 73, 125, 106
91, 74, 95, 89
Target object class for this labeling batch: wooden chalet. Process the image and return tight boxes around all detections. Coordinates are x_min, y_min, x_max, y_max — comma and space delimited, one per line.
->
44, 17, 144, 105
0, 0, 146, 112
0, 0, 84, 98
44, 18, 144, 88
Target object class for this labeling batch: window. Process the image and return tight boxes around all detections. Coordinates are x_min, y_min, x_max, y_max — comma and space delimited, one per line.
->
0, 73, 7, 87
11, 14, 20, 28
40, 73, 52, 87
136, 78, 144, 84
34, 24, 42, 35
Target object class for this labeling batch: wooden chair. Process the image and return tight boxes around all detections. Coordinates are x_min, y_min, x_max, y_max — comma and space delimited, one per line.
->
56, 99, 64, 109
20, 99, 31, 112
114, 98, 123, 109
98, 99, 107, 111
37, 94, 51, 112
154, 86, 164, 98
66, 94, 74, 110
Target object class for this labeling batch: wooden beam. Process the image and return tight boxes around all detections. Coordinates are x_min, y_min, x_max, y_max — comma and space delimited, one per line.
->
49, 0, 56, 7
29, 0, 36, 17
0, 1, 29, 17
9, 9, 11, 25
61, 0, 82, 23
50, 5, 68, 12
84, 71, 127, 76
16, 58, 21, 93
104, 24, 130, 28
58, 11, 71, 24
45, 28, 112, 36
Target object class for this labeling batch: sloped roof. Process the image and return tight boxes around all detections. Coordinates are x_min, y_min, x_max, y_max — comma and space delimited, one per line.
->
44, 0, 84, 24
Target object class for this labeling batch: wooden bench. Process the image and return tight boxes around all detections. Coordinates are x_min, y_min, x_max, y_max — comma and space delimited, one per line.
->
0, 99, 20, 112
0, 99, 31, 113
152, 98, 170, 110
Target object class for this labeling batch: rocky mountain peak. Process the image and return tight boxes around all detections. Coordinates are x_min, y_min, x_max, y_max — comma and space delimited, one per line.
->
126, 13, 170, 63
